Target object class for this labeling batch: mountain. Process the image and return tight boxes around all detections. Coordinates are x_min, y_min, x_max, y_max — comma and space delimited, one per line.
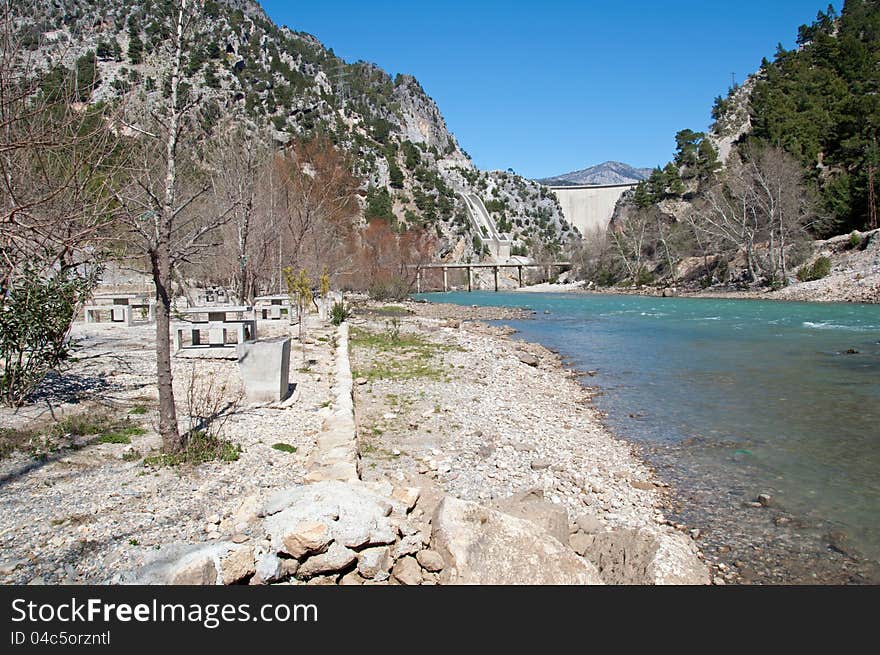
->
14, 0, 575, 259
537, 161, 652, 186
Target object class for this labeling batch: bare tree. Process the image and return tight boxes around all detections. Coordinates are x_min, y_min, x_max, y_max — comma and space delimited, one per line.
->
272, 136, 360, 283
205, 124, 272, 302
744, 146, 817, 282
114, 0, 233, 453
609, 208, 653, 285
342, 219, 435, 298
0, 1, 129, 405
685, 145, 817, 285
0, 0, 121, 291
568, 226, 617, 284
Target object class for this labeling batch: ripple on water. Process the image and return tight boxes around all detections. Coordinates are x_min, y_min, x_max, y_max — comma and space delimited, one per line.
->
417, 290, 880, 583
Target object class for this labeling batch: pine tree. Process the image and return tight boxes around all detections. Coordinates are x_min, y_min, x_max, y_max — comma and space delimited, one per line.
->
664, 163, 685, 197
388, 160, 404, 189
633, 181, 652, 209
647, 167, 667, 201
697, 139, 720, 179
128, 27, 144, 65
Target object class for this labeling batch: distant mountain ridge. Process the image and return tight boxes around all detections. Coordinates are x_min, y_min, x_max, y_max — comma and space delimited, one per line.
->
538, 161, 652, 186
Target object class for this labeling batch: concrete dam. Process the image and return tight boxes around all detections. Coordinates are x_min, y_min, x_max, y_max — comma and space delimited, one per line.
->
548, 183, 638, 235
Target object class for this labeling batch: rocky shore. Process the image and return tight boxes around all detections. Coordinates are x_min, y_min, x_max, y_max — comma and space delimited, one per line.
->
509, 229, 880, 305
0, 300, 711, 586
349, 303, 711, 584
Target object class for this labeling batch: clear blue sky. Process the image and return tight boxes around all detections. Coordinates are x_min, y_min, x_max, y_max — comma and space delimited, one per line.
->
260, 0, 839, 179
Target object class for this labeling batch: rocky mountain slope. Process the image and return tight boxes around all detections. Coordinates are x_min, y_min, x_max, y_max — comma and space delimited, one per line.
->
538, 161, 651, 186
15, 0, 574, 263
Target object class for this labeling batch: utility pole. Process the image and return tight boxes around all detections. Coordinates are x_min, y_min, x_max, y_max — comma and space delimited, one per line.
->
869, 163, 877, 230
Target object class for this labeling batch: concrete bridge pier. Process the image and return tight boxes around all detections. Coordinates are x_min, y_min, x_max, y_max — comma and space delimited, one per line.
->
467, 268, 473, 292
518, 266, 523, 288
493, 266, 499, 292
443, 267, 448, 293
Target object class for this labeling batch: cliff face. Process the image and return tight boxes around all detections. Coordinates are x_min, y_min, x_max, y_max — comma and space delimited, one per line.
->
392, 75, 471, 169
15, 0, 572, 262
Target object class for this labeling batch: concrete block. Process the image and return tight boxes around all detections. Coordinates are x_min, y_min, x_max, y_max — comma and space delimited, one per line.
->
237, 338, 291, 403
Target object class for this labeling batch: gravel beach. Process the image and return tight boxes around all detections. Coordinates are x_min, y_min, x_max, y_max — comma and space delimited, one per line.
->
0, 302, 708, 585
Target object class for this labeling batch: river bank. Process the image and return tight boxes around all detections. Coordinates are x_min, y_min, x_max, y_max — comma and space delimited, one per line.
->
415, 291, 880, 584
516, 228, 880, 304
0, 302, 710, 585
350, 300, 711, 583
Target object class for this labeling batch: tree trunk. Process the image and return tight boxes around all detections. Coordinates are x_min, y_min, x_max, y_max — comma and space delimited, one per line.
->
154, 0, 187, 454
152, 249, 182, 453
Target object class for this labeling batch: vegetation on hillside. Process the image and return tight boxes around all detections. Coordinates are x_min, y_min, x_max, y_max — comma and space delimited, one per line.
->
575, 0, 879, 290
748, 1, 879, 233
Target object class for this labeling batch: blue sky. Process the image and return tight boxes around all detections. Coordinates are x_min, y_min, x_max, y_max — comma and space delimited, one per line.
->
260, 0, 839, 179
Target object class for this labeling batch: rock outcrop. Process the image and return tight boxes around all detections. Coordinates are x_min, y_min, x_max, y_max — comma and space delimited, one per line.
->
430, 496, 604, 585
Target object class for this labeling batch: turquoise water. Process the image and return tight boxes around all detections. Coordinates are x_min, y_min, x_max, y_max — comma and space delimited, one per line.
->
418, 291, 880, 581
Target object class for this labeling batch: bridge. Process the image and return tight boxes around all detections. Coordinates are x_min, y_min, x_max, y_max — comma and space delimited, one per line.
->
547, 182, 638, 235
414, 262, 572, 293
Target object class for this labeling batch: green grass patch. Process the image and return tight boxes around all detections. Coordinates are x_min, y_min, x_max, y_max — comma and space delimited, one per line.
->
144, 431, 241, 467
98, 433, 131, 444
271, 442, 297, 454
128, 405, 148, 415
123, 448, 142, 462
362, 305, 411, 317
350, 327, 462, 382
98, 426, 146, 444
358, 439, 400, 460
1, 411, 148, 459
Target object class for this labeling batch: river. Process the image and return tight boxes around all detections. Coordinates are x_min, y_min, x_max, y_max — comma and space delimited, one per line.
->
416, 291, 880, 584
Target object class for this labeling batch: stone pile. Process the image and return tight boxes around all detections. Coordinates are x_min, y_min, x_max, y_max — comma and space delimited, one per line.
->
127, 479, 446, 585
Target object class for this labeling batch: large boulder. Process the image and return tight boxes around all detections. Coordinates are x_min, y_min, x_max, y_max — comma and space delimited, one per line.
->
262, 481, 401, 557
124, 542, 234, 585
491, 488, 570, 545
581, 528, 710, 585
430, 497, 603, 585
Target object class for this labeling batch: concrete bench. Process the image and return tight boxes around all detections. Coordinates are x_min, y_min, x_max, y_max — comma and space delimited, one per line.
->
83, 295, 154, 325
255, 295, 295, 322
174, 306, 257, 350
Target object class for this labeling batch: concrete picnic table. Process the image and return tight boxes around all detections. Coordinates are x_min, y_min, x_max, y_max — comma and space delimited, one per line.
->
173, 305, 257, 350
254, 294, 295, 321
83, 294, 154, 326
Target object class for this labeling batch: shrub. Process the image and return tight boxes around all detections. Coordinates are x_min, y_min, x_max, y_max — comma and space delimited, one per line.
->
797, 256, 832, 282
368, 276, 413, 301
0, 267, 99, 406
144, 430, 240, 467
271, 442, 297, 453
384, 317, 401, 343
634, 267, 655, 287
330, 301, 352, 326
848, 231, 862, 249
